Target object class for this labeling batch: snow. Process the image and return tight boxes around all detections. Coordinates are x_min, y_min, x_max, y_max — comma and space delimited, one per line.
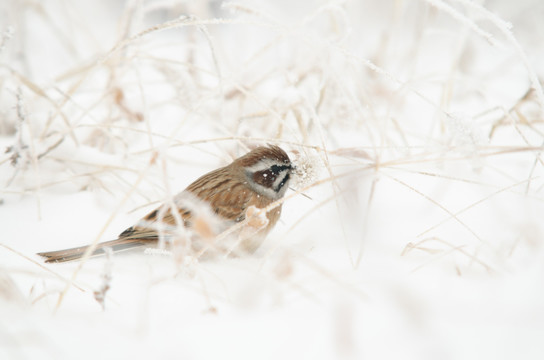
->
1, 0, 544, 359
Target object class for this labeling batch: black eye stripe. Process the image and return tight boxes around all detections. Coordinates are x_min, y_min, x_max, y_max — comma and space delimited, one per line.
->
270, 164, 291, 174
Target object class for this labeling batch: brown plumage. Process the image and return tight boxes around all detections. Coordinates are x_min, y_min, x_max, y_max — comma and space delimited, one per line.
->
38, 145, 294, 263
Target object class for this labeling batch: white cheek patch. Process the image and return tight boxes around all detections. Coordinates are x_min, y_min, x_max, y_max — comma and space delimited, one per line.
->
273, 170, 289, 190
254, 183, 280, 199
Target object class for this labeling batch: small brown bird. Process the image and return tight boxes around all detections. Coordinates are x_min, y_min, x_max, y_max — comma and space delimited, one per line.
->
38, 145, 294, 263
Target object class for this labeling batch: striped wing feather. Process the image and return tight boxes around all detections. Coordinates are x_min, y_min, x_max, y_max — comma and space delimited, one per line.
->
39, 168, 256, 263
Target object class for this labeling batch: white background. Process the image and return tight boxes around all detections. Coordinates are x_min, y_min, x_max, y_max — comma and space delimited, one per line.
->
1, 0, 544, 359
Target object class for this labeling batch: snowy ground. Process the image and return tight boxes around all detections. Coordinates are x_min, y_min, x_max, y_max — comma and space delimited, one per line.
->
1, 0, 544, 359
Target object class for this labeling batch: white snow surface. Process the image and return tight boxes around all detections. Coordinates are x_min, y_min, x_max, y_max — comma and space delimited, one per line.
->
1, 0, 544, 359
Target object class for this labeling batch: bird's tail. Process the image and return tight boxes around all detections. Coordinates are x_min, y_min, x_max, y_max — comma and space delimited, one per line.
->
37, 238, 155, 263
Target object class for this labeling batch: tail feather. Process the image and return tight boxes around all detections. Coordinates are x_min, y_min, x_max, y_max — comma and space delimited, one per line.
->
37, 238, 155, 263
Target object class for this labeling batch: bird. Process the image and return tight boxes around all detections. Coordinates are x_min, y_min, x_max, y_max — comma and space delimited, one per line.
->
38, 145, 294, 263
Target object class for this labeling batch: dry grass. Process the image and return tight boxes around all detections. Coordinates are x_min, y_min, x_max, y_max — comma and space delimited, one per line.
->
0, 0, 543, 358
